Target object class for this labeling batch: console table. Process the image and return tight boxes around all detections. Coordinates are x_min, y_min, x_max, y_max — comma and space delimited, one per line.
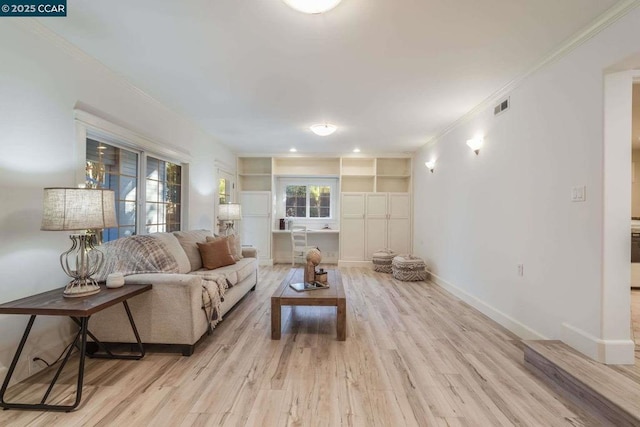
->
0, 283, 151, 412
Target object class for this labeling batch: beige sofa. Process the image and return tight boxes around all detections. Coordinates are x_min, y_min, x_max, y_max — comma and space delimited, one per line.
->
89, 230, 258, 356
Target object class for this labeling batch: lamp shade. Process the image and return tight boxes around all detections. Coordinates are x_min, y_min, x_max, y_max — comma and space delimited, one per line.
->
218, 203, 242, 221
41, 188, 117, 231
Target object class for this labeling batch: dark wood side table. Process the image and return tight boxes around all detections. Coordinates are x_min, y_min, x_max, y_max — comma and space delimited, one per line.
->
0, 283, 151, 412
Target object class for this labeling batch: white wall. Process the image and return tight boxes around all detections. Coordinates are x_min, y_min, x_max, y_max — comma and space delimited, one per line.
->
0, 20, 235, 383
632, 150, 640, 216
413, 8, 640, 363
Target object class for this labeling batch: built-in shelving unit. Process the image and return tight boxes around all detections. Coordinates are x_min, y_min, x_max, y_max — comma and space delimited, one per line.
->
341, 158, 376, 192
237, 155, 412, 266
238, 157, 272, 191
375, 157, 412, 193
273, 157, 340, 176
340, 157, 411, 193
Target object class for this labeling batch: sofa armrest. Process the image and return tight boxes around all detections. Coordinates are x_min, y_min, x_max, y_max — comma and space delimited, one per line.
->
242, 247, 258, 258
90, 273, 208, 346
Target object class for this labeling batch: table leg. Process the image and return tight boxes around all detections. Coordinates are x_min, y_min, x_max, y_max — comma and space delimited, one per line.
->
337, 299, 346, 341
0, 315, 36, 409
74, 301, 145, 360
271, 297, 281, 340
0, 316, 87, 411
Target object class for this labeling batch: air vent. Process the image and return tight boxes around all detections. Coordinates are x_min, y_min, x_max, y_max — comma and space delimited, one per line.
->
494, 97, 510, 116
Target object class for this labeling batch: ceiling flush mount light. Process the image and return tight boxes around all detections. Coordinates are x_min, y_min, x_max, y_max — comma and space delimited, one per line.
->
466, 137, 484, 155
353, 148, 360, 153
310, 123, 337, 136
283, 0, 342, 14
290, 148, 297, 152
425, 160, 436, 173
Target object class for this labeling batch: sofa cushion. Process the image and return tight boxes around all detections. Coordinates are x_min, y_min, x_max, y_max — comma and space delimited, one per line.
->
213, 258, 256, 285
150, 232, 191, 274
190, 257, 256, 287
173, 230, 212, 271
197, 239, 236, 270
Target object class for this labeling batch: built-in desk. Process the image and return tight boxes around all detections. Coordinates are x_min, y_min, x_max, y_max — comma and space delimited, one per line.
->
272, 229, 340, 234
272, 229, 340, 264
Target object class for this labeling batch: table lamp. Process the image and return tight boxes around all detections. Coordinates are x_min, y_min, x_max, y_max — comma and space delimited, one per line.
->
41, 188, 117, 297
218, 203, 242, 235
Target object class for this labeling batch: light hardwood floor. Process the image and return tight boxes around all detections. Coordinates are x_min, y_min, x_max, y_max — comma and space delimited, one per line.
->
0, 266, 601, 426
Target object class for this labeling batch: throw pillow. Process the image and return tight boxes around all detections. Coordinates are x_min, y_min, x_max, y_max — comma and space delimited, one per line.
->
197, 239, 236, 270
173, 230, 213, 271
231, 234, 244, 260
206, 234, 243, 261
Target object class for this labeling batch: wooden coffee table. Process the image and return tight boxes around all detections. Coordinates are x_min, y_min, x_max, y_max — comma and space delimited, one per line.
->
271, 268, 346, 341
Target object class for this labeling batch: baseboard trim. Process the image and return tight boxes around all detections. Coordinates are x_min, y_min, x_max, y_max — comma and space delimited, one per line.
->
429, 271, 546, 340
561, 322, 635, 364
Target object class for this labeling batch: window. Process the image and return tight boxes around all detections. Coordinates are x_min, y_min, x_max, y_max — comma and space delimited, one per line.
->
278, 178, 337, 220
219, 178, 228, 205
86, 139, 183, 241
146, 157, 182, 233
285, 185, 331, 218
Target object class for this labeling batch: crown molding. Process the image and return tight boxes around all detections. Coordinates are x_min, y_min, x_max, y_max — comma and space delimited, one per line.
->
423, 0, 640, 148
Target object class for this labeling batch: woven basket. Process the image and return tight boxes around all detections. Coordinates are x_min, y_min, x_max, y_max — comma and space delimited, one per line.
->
392, 255, 426, 281
372, 249, 396, 273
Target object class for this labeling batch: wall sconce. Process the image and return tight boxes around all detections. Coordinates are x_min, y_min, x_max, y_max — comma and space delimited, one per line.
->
425, 160, 435, 173
466, 137, 483, 155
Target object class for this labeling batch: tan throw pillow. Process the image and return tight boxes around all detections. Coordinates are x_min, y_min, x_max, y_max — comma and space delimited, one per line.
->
207, 234, 243, 261
197, 239, 236, 270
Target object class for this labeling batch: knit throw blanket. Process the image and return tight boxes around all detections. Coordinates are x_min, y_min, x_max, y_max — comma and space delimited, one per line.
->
93, 235, 229, 329
199, 272, 231, 329
92, 235, 179, 282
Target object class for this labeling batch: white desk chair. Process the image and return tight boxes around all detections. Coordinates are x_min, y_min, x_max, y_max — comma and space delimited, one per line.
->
291, 226, 309, 266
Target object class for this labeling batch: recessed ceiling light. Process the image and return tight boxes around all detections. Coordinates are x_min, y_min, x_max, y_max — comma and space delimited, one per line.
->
283, 0, 342, 14
310, 123, 337, 136
290, 148, 297, 152
353, 148, 360, 153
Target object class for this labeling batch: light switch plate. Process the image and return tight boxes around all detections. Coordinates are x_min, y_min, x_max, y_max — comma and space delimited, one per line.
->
571, 185, 586, 202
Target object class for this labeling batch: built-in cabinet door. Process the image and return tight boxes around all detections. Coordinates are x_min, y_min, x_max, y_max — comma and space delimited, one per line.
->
365, 193, 389, 259
340, 193, 365, 261
387, 193, 411, 255
239, 191, 271, 261
364, 192, 411, 258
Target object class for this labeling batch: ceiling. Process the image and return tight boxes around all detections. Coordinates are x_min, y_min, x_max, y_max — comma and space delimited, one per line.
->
38, 0, 622, 155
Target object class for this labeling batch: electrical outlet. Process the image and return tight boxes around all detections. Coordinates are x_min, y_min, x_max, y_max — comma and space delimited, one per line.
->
517, 264, 524, 277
